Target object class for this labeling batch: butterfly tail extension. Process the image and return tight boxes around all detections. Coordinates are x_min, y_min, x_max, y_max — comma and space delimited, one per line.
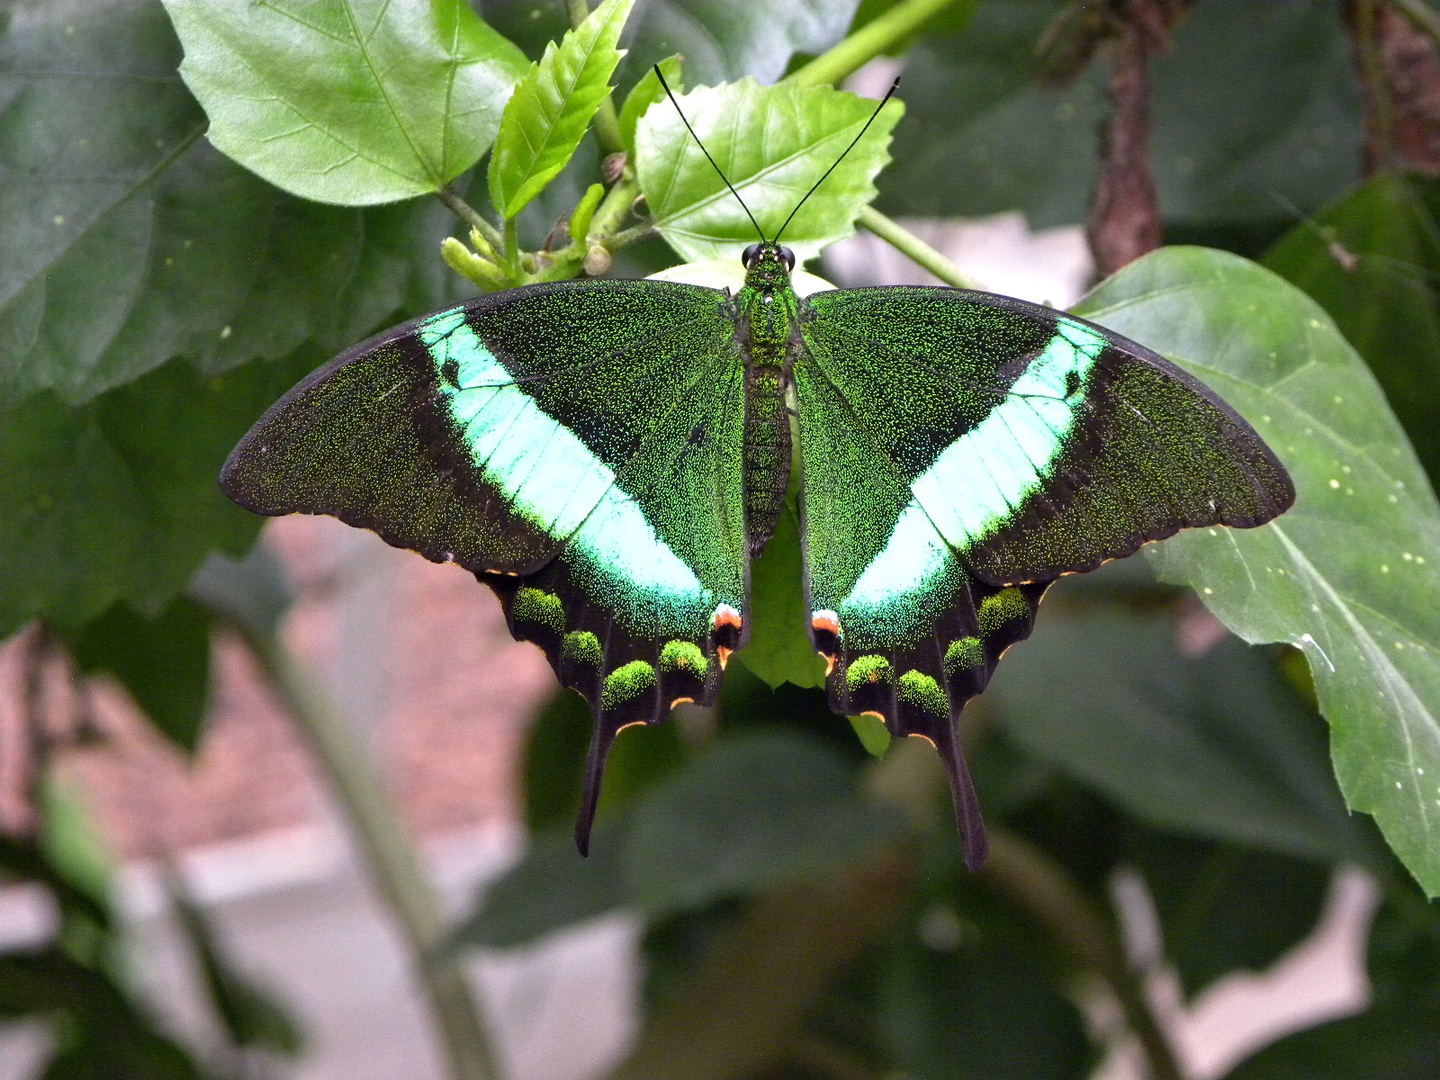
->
484, 557, 726, 855
821, 577, 1048, 870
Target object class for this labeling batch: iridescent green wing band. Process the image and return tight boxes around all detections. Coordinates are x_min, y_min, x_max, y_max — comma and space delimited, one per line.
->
221, 280, 749, 852
796, 287, 1295, 867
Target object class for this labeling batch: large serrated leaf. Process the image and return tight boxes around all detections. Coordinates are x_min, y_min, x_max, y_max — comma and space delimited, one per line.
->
1073, 246, 1440, 897
488, 0, 634, 220
162, 0, 527, 205
635, 79, 902, 263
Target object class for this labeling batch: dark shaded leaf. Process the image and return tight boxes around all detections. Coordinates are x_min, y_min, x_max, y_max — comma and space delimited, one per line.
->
454, 819, 630, 948
618, 0, 863, 87
625, 731, 900, 918
989, 594, 1372, 866
67, 597, 211, 753
456, 731, 896, 946
880, 0, 1360, 230
1126, 829, 1331, 998
1264, 171, 1440, 491
877, 913, 1092, 1080
1, 351, 318, 636
0, 0, 469, 405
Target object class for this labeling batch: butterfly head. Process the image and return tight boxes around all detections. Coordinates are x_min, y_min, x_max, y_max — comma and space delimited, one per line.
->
741, 241, 795, 293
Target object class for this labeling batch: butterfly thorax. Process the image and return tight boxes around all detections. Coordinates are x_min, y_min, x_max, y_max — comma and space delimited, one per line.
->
733, 247, 803, 558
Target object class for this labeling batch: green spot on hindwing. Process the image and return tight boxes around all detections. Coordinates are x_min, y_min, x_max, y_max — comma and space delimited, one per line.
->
512, 587, 564, 633
659, 639, 708, 678
898, 670, 947, 717
602, 660, 658, 710
978, 587, 1028, 636
944, 636, 984, 677
845, 654, 893, 692
562, 630, 603, 668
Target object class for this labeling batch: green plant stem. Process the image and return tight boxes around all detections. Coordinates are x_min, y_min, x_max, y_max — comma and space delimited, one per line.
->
503, 217, 520, 270
436, 187, 505, 252
788, 0, 964, 88
857, 206, 980, 289
243, 630, 499, 1080
983, 828, 1184, 1080
1391, 0, 1440, 51
588, 175, 641, 244
566, 0, 625, 154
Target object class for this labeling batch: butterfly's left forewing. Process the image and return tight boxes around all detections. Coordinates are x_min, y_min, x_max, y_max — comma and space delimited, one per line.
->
795, 286, 1295, 867
222, 280, 748, 850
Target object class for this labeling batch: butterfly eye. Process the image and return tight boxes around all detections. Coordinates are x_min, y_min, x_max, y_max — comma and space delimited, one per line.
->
742, 243, 761, 268
778, 246, 796, 271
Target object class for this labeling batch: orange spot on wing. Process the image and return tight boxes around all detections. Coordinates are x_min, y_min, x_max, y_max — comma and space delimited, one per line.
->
717, 647, 732, 668
811, 612, 839, 634
669, 697, 694, 709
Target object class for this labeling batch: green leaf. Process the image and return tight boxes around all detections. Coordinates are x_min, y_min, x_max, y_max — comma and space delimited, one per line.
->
989, 596, 1372, 866
1125, 830, 1330, 998
162, 0, 528, 205
878, 905, 1091, 1080
1074, 246, 1440, 897
489, 0, 635, 220
0, 351, 319, 636
1264, 172, 1440, 492
634, 78, 903, 263
736, 505, 828, 690
455, 731, 897, 946
617, 54, 681, 153
850, 714, 892, 756
880, 0, 1359, 230
67, 597, 212, 753
0, 0, 469, 405
624, 731, 899, 919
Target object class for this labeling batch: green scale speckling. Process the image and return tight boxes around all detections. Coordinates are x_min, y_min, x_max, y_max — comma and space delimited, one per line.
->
220, 233, 1294, 867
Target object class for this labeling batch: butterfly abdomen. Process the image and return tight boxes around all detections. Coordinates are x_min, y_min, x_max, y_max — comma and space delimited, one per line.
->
737, 286, 803, 558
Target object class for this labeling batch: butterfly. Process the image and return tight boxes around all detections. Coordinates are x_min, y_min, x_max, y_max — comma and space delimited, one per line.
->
219, 76, 1294, 869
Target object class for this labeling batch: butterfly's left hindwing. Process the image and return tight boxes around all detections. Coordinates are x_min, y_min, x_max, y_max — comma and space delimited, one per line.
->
795, 286, 1295, 867
221, 280, 748, 851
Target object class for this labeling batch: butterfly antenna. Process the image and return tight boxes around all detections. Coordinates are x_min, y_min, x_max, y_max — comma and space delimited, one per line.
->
655, 65, 766, 241
774, 76, 901, 246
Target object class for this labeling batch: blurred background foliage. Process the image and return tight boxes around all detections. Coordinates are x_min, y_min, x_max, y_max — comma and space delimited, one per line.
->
3, 0, 1440, 1078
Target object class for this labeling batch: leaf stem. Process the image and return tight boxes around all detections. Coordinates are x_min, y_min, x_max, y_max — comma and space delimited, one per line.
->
589, 175, 641, 243
982, 828, 1184, 1080
436, 187, 505, 252
788, 0, 965, 88
239, 628, 500, 1080
856, 206, 979, 289
566, 0, 625, 154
